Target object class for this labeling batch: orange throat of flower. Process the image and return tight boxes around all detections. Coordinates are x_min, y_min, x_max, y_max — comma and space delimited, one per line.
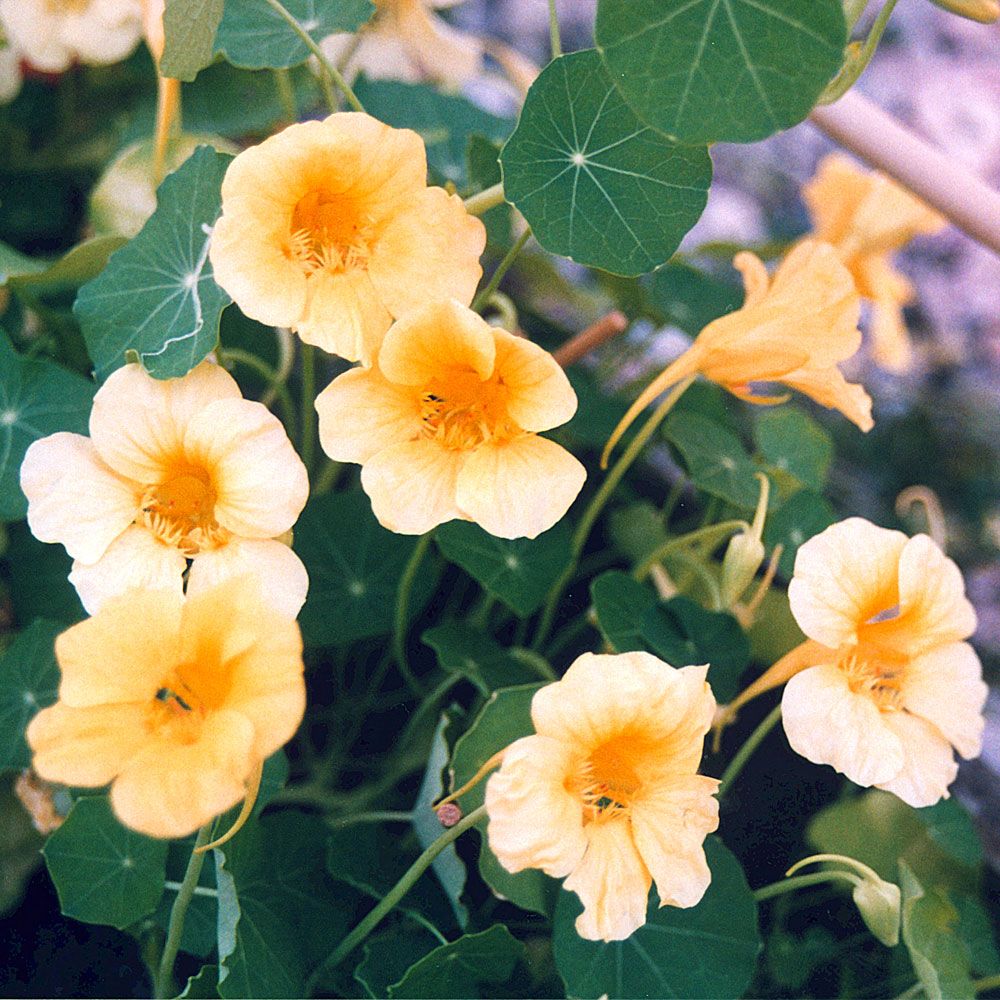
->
418, 370, 520, 451
570, 737, 644, 824
139, 463, 228, 555
285, 188, 377, 277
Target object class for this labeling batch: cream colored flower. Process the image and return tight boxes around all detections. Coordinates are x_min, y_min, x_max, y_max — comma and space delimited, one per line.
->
485, 652, 719, 942
0, 43, 21, 104
802, 154, 946, 372
0, 0, 143, 73
20, 362, 309, 618
315, 299, 585, 539
209, 113, 486, 366
781, 518, 986, 807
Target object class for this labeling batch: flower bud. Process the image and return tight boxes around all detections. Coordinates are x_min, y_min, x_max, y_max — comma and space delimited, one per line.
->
928, 0, 999, 21
852, 875, 902, 947
720, 473, 769, 608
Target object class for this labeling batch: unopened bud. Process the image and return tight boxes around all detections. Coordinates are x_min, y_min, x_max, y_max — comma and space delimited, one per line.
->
852, 876, 902, 946
928, 0, 999, 21
720, 473, 769, 608
15, 770, 64, 835
436, 803, 462, 828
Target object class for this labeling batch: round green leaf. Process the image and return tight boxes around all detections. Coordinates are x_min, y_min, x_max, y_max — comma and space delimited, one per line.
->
500, 49, 711, 276
595, 0, 847, 144
553, 837, 761, 999
763, 488, 835, 577
590, 571, 657, 653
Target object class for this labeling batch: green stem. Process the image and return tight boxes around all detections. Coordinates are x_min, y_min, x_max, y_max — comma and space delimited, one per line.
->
273, 67, 297, 121
155, 824, 212, 999
843, 0, 871, 29
313, 459, 343, 496
300, 342, 316, 474
164, 880, 218, 898
718, 703, 782, 795
308, 804, 488, 989
633, 519, 750, 581
547, 0, 562, 58
976, 975, 1000, 995
753, 870, 862, 903
820, 0, 899, 102
260, 0, 365, 112
220, 347, 296, 431
464, 182, 506, 217
398, 672, 462, 748
668, 549, 723, 611
472, 228, 532, 312
394, 533, 433, 697
327, 810, 413, 830
892, 985, 924, 1000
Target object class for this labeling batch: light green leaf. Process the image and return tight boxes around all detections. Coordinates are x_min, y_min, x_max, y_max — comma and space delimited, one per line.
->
422, 623, 547, 694
161, 0, 225, 81
500, 49, 711, 276
0, 333, 95, 520
916, 799, 983, 869
595, 0, 847, 144
75, 146, 233, 381
293, 492, 437, 646
215, 0, 374, 70
0, 242, 45, 285
0, 619, 62, 770
553, 837, 761, 999
387, 925, 525, 999
4, 237, 125, 292
435, 520, 572, 618
754, 407, 833, 494
763, 489, 835, 577
43, 797, 168, 930
590, 571, 657, 652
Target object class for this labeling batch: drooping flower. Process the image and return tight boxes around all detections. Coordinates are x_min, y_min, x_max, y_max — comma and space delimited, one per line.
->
315, 298, 585, 539
603, 240, 873, 465
27, 577, 305, 839
485, 652, 719, 942
780, 518, 986, 807
802, 154, 946, 372
20, 361, 309, 618
209, 113, 486, 365
0, 0, 143, 73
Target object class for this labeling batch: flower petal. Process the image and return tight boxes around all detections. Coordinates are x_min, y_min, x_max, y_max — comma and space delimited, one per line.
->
390, 0, 483, 85
492, 329, 578, 432
455, 435, 586, 540
875, 711, 958, 808
20, 432, 139, 564
485, 735, 588, 879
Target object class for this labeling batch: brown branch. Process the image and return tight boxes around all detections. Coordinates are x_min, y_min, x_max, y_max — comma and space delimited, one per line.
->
553, 310, 628, 368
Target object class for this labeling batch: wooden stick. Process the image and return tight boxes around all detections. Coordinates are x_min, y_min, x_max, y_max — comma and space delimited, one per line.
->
553, 310, 628, 368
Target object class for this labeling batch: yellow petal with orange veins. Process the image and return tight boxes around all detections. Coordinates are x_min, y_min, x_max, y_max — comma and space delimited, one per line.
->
378, 299, 496, 386
69, 525, 186, 614
782, 664, 905, 787
874, 712, 958, 808
186, 537, 309, 624
362, 438, 467, 534
868, 297, 913, 373
455, 436, 586, 540
491, 329, 578, 433
563, 818, 652, 942
27, 702, 149, 788
732, 250, 771, 307
903, 642, 987, 760
89, 361, 241, 483
55, 588, 184, 708
183, 397, 309, 540
315, 366, 422, 464
110, 709, 256, 839
21, 432, 139, 564
788, 518, 908, 648
485, 735, 588, 878
369, 187, 485, 320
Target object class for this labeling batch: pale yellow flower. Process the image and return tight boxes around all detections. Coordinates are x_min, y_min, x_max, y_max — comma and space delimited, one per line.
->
315, 299, 585, 539
27, 578, 305, 839
802, 154, 946, 372
781, 518, 986, 807
604, 240, 873, 464
20, 361, 309, 618
485, 652, 719, 942
209, 113, 486, 365
0, 0, 143, 73
0, 44, 21, 104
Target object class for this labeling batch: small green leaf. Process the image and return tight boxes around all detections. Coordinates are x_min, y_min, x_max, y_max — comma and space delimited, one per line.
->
161, 0, 225, 81
293, 492, 436, 646
646, 261, 742, 336
388, 925, 525, 999
500, 49, 711, 276
553, 837, 761, 999
75, 145, 233, 381
435, 520, 572, 618
215, 0, 374, 70
6, 237, 126, 293
423, 623, 546, 694
595, 0, 847, 144
43, 797, 168, 930
590, 571, 657, 653
754, 407, 833, 494
355, 926, 442, 999
0, 333, 96, 520
763, 489, 835, 577
608, 502, 669, 565
0, 242, 45, 285
0, 619, 62, 770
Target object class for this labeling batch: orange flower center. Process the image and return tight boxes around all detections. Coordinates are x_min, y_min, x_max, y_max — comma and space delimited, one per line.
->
139, 465, 228, 555
146, 659, 232, 744
836, 614, 908, 711
572, 737, 643, 822
419, 370, 518, 450
287, 189, 377, 276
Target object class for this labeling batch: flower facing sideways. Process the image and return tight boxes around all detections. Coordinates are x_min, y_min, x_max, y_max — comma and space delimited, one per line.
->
603, 240, 873, 466
485, 652, 719, 942
27, 577, 305, 839
20, 361, 309, 618
802, 154, 946, 372
209, 113, 486, 365
781, 518, 986, 807
315, 299, 586, 539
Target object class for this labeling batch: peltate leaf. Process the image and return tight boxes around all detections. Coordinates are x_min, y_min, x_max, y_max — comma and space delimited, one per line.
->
161, 0, 225, 81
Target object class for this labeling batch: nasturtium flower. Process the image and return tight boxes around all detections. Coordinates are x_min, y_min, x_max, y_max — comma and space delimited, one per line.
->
604, 240, 873, 463
485, 652, 719, 942
27, 578, 305, 839
781, 518, 986, 807
315, 299, 585, 539
209, 113, 486, 365
0, 0, 143, 73
802, 154, 946, 372
20, 361, 309, 618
